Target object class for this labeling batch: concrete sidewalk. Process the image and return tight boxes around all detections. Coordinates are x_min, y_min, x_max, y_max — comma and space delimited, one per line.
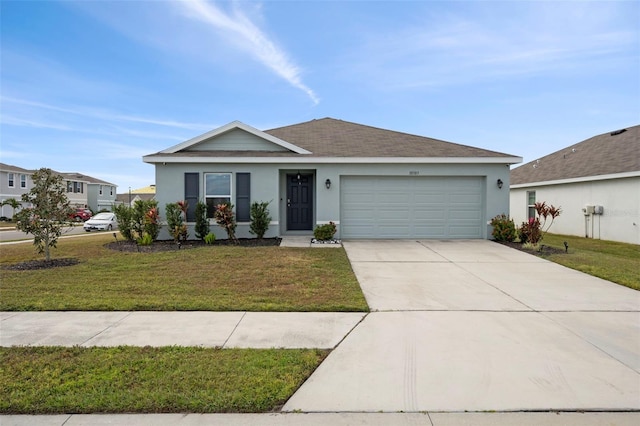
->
0, 311, 365, 349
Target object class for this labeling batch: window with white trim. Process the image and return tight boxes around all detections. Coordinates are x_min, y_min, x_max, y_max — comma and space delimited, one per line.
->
8, 173, 14, 188
20, 174, 26, 188
205, 173, 231, 218
527, 191, 536, 220
110, 186, 113, 196
99, 185, 103, 195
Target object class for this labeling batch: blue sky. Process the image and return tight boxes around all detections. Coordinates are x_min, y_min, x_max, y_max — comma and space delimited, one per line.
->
1, 0, 638, 191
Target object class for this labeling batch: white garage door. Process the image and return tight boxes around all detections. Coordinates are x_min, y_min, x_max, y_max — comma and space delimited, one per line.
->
341, 176, 484, 239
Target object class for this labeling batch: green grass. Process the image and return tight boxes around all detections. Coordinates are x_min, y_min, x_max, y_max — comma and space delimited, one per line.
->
0, 346, 328, 414
0, 234, 368, 311
536, 233, 640, 290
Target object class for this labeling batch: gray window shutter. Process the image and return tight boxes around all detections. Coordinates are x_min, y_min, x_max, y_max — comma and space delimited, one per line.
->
236, 173, 250, 222
185, 173, 199, 222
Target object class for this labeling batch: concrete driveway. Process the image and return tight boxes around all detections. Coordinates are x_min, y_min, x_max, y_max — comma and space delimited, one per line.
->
284, 240, 640, 412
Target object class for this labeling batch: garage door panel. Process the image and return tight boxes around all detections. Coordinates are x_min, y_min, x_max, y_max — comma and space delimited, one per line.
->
341, 176, 483, 239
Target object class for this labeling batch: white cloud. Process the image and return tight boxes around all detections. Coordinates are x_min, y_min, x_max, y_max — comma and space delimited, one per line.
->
177, 0, 319, 105
345, 3, 638, 90
2, 96, 212, 132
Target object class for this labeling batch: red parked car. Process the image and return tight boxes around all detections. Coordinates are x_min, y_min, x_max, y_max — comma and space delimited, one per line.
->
70, 208, 92, 222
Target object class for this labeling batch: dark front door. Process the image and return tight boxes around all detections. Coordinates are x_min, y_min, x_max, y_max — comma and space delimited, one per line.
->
287, 174, 313, 230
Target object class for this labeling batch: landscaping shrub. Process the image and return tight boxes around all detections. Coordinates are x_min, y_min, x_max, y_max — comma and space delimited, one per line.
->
114, 204, 134, 241
314, 222, 337, 241
518, 201, 562, 245
137, 233, 154, 246
204, 232, 216, 245
114, 200, 159, 242
249, 201, 271, 239
519, 217, 542, 245
490, 214, 516, 242
214, 203, 237, 242
194, 201, 210, 241
165, 202, 188, 243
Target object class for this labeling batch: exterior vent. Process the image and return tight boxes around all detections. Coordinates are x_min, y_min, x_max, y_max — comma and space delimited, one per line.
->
610, 129, 627, 136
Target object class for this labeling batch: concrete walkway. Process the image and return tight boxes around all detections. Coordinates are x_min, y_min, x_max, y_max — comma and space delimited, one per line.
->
0, 311, 364, 349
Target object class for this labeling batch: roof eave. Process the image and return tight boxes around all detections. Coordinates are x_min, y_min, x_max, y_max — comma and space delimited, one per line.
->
143, 155, 523, 165
510, 171, 640, 188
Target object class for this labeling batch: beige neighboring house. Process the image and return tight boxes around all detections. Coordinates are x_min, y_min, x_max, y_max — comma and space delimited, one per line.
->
510, 125, 639, 245
59, 172, 118, 212
0, 163, 117, 215
116, 185, 156, 207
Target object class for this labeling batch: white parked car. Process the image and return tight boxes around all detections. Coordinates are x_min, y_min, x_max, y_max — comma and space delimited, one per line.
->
83, 212, 117, 232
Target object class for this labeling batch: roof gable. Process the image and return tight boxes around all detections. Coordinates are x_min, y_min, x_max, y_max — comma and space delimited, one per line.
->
161, 121, 311, 154
511, 125, 640, 185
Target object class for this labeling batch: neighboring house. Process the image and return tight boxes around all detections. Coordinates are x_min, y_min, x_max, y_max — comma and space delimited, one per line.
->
116, 185, 156, 207
58, 173, 117, 212
0, 163, 117, 214
510, 125, 639, 245
143, 118, 520, 240
0, 163, 34, 217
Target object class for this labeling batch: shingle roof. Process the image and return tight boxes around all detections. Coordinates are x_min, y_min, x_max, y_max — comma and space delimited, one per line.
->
265, 118, 515, 158
0, 163, 33, 174
511, 125, 640, 185
58, 172, 116, 186
145, 118, 518, 160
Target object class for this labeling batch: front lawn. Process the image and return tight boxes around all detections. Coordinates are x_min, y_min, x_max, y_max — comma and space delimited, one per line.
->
0, 346, 327, 414
526, 233, 640, 291
0, 234, 369, 311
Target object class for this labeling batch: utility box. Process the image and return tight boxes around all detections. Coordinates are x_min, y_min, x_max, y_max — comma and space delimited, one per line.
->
594, 205, 604, 215
585, 205, 595, 214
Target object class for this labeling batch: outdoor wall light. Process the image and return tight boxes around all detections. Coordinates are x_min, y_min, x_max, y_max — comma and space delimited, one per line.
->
325, 178, 332, 189
497, 179, 504, 189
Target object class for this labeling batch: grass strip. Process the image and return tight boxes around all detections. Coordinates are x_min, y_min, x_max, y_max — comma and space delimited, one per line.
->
0, 234, 368, 311
0, 346, 328, 414
536, 234, 640, 290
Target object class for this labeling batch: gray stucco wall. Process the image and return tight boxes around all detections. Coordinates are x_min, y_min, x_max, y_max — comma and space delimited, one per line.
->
154, 162, 511, 240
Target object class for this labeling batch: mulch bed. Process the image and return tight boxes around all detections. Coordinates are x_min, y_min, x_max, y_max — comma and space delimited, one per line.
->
106, 238, 281, 253
3, 258, 80, 271
497, 241, 567, 256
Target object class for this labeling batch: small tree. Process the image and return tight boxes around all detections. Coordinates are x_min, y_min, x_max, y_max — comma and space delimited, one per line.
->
14, 168, 73, 261
214, 203, 237, 243
2, 198, 21, 220
249, 201, 271, 239
194, 201, 210, 241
